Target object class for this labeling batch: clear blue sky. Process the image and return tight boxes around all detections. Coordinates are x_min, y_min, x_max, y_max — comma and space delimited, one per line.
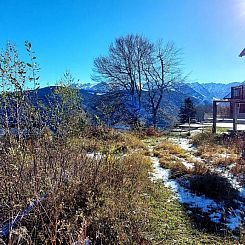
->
1, 0, 245, 87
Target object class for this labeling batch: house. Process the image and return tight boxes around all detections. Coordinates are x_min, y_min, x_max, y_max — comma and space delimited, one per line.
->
212, 84, 245, 133
228, 85, 245, 118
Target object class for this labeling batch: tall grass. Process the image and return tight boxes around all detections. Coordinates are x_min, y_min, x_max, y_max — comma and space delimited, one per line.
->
0, 128, 159, 244
0, 42, 161, 244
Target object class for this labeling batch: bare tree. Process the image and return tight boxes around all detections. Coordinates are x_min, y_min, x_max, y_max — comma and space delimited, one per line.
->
94, 92, 124, 127
93, 34, 153, 127
93, 35, 184, 129
143, 41, 183, 128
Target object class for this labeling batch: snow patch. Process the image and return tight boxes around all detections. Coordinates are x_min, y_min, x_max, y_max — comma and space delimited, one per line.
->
171, 138, 196, 152
151, 154, 244, 230
86, 152, 102, 160
172, 137, 245, 199
180, 159, 195, 169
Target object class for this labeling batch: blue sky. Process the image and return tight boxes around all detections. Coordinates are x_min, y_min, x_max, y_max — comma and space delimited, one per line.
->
1, 0, 245, 87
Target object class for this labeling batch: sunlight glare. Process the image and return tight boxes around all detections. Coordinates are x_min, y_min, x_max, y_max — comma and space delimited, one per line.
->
237, 0, 245, 18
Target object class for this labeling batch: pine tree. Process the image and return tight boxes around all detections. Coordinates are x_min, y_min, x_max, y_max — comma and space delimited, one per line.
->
179, 97, 196, 124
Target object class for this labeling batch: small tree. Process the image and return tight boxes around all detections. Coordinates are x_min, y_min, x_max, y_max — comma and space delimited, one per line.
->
179, 97, 196, 124
93, 35, 185, 129
51, 71, 85, 137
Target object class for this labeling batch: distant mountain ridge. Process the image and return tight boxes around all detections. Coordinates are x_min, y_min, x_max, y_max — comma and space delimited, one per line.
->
188, 82, 242, 101
1, 81, 243, 129
73, 81, 243, 105
72, 82, 110, 93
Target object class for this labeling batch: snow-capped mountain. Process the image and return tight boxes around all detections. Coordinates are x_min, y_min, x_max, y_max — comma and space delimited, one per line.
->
89, 82, 111, 93
1, 81, 243, 129
188, 82, 242, 100
72, 82, 111, 93
72, 83, 94, 90
76, 81, 242, 104
187, 82, 214, 101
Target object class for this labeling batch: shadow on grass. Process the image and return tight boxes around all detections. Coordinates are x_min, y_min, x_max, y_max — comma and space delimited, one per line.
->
188, 174, 240, 201
179, 174, 243, 237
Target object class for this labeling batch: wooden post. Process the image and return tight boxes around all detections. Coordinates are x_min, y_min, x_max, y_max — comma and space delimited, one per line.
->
212, 101, 217, 133
233, 102, 237, 132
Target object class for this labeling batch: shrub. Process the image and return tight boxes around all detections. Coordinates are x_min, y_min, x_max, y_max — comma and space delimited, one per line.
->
145, 127, 159, 137
0, 128, 158, 244
188, 174, 239, 200
191, 131, 216, 146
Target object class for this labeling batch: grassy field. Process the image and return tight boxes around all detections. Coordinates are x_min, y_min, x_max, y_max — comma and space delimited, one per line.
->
0, 128, 243, 244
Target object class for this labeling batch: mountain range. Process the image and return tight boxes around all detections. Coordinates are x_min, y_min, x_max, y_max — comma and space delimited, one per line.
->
1, 81, 243, 128
74, 81, 242, 105
187, 82, 241, 101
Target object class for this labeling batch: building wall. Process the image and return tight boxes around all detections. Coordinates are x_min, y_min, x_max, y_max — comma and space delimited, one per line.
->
231, 86, 245, 99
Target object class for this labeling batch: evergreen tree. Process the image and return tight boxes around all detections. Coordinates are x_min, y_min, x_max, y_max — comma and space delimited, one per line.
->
179, 97, 196, 123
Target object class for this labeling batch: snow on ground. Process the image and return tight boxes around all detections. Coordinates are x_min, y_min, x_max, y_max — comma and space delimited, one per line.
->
179, 122, 245, 131
240, 188, 245, 198
151, 155, 244, 230
170, 138, 195, 152
215, 166, 243, 191
226, 210, 243, 230
180, 160, 195, 169
172, 137, 245, 199
215, 123, 245, 131
149, 139, 245, 231
86, 152, 102, 160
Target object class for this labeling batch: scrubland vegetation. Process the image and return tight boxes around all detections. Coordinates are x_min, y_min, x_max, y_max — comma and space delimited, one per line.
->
0, 41, 160, 244
1, 126, 242, 244
0, 126, 158, 244
0, 41, 244, 244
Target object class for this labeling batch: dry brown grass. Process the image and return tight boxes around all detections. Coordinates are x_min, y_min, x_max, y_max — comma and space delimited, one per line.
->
212, 154, 237, 167
155, 141, 191, 160
0, 129, 156, 244
192, 132, 243, 168
192, 162, 210, 175
230, 159, 245, 175
154, 141, 194, 178
77, 126, 147, 154
120, 132, 147, 150
153, 138, 232, 178
159, 158, 191, 178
